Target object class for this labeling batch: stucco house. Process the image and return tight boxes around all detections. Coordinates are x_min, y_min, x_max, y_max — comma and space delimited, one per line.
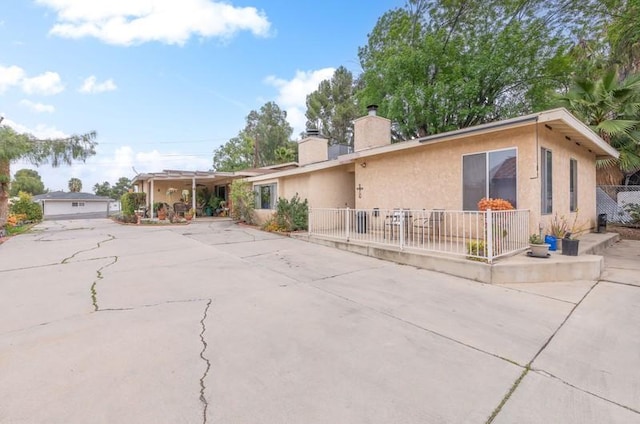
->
131, 164, 297, 217
34, 191, 113, 220
247, 107, 619, 237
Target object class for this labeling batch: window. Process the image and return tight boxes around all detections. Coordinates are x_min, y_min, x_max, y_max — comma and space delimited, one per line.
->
570, 158, 578, 212
254, 183, 277, 209
463, 148, 517, 210
71, 202, 85, 207
541, 148, 552, 214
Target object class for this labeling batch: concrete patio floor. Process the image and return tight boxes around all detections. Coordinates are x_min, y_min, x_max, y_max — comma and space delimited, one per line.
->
0, 219, 638, 423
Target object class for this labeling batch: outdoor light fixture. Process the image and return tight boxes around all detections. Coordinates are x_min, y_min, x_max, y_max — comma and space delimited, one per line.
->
360, 162, 367, 168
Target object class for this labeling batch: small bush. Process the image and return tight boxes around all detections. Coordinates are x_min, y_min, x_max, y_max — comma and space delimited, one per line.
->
120, 192, 146, 217
625, 203, 640, 224
274, 194, 308, 231
230, 180, 255, 224
10, 192, 43, 222
467, 239, 486, 257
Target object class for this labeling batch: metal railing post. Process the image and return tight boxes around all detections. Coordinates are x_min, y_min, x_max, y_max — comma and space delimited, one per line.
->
345, 207, 350, 241
486, 209, 493, 263
308, 208, 312, 235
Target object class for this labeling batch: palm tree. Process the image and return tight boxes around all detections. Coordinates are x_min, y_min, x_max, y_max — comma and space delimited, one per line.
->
68, 177, 83, 193
0, 124, 96, 226
556, 68, 640, 185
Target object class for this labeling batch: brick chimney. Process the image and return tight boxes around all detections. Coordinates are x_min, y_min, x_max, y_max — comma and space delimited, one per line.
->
298, 129, 328, 166
353, 105, 391, 152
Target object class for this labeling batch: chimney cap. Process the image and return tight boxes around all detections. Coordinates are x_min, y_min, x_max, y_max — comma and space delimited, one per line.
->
366, 104, 378, 116
306, 128, 320, 136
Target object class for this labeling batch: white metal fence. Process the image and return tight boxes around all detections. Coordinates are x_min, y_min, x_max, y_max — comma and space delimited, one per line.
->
308, 208, 530, 263
597, 185, 640, 224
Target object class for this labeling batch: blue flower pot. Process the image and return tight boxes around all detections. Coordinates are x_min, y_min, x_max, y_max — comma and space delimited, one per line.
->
544, 235, 557, 251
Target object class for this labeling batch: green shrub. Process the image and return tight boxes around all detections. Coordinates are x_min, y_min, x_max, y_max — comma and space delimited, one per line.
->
274, 194, 308, 231
467, 239, 486, 258
229, 180, 255, 224
120, 192, 146, 217
625, 203, 640, 224
10, 192, 43, 222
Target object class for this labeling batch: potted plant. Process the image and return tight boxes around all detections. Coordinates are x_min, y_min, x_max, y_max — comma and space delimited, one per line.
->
561, 232, 580, 256
529, 233, 550, 257
154, 202, 168, 220
185, 208, 195, 221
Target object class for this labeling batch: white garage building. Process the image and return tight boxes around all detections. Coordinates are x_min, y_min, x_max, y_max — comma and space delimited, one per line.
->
33, 192, 113, 220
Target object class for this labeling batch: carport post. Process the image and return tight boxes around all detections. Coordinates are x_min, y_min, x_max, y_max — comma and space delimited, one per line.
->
192, 177, 196, 218
150, 179, 155, 218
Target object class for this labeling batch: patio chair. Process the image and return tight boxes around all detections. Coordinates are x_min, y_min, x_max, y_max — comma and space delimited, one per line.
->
412, 209, 445, 242
173, 202, 188, 217
384, 209, 411, 240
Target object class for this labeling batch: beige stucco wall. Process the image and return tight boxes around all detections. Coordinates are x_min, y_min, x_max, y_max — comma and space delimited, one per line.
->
536, 125, 597, 233
354, 123, 597, 233
298, 136, 328, 166
251, 165, 355, 225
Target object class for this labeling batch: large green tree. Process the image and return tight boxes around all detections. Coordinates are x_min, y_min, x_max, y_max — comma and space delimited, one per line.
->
557, 68, 640, 184
305, 66, 359, 147
10, 169, 47, 196
0, 125, 96, 226
213, 102, 295, 171
212, 133, 254, 172
111, 177, 132, 198
357, 0, 592, 139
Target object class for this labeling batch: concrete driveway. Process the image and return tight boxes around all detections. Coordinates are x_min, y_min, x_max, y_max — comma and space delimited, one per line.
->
1, 219, 639, 424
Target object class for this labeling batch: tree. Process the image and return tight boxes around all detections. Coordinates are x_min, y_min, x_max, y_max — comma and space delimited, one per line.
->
93, 181, 112, 197
357, 0, 590, 139
213, 102, 295, 171
305, 66, 359, 147
556, 68, 640, 184
111, 177, 132, 198
212, 133, 254, 171
0, 125, 96, 226
68, 177, 83, 192
246, 102, 294, 167
10, 169, 47, 196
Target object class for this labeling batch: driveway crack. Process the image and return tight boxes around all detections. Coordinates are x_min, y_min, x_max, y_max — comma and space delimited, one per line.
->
199, 299, 213, 424
91, 256, 118, 311
62, 234, 115, 264
485, 280, 600, 423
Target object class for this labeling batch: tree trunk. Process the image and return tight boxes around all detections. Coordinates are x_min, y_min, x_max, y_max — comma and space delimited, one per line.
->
0, 159, 10, 227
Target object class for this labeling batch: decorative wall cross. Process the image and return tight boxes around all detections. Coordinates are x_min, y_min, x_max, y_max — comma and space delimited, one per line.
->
356, 184, 364, 198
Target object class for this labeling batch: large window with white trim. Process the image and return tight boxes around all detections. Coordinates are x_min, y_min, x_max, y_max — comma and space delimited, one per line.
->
463, 148, 517, 210
254, 183, 277, 209
541, 148, 553, 214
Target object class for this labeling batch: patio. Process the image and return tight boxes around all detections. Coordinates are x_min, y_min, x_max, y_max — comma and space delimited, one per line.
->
301, 208, 619, 284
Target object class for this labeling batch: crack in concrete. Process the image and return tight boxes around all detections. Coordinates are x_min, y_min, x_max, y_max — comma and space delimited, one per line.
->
598, 279, 640, 288
495, 285, 580, 305
485, 280, 600, 423
97, 298, 212, 312
91, 256, 118, 311
62, 234, 115, 264
309, 284, 527, 368
529, 368, 640, 415
199, 299, 213, 424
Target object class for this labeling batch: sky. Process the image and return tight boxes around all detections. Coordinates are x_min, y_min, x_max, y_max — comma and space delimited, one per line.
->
1, 0, 404, 192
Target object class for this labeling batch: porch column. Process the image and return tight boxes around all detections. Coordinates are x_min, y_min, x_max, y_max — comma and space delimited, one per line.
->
150, 179, 155, 218
192, 177, 196, 218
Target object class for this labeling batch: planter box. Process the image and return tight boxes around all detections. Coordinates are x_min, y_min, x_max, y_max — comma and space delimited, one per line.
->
529, 243, 550, 258
561, 238, 579, 256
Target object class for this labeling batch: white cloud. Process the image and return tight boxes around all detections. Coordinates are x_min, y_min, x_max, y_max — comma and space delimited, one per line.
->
22, 71, 65, 95
264, 68, 335, 136
36, 0, 272, 46
19, 99, 56, 113
2, 117, 68, 139
0, 65, 25, 93
79, 76, 117, 94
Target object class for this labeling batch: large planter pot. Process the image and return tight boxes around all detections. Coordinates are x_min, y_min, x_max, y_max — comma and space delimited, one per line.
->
158, 210, 167, 220
561, 238, 579, 256
529, 243, 550, 258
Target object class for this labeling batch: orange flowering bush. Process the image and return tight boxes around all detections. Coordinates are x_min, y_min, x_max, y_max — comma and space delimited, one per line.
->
6, 213, 27, 227
477, 198, 514, 211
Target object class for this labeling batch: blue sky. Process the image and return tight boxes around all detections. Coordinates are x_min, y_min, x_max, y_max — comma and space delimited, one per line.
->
1, 0, 403, 192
